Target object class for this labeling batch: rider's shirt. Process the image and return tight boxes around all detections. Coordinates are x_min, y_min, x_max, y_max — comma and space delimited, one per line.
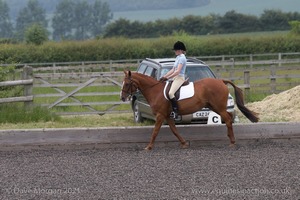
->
174, 53, 187, 77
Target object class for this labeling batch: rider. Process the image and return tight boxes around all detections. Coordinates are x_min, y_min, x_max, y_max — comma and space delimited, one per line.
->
159, 41, 187, 119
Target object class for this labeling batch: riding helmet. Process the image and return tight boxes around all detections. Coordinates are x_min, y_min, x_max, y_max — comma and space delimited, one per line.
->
173, 41, 186, 51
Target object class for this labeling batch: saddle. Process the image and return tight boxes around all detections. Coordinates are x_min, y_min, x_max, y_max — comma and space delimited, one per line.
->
164, 79, 195, 101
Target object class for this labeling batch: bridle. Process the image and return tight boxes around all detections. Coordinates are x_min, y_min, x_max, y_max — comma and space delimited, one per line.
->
121, 77, 139, 97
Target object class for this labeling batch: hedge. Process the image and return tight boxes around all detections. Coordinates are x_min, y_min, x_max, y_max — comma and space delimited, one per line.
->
1, 34, 300, 64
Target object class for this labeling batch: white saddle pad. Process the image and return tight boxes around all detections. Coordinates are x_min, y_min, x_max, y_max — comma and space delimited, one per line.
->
163, 81, 195, 101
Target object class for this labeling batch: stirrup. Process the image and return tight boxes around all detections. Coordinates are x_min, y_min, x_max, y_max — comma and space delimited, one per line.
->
170, 111, 178, 119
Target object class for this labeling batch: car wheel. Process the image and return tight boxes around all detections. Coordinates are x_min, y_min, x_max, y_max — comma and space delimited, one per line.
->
133, 101, 144, 123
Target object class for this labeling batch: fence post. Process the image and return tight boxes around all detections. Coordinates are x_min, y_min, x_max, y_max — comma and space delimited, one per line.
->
81, 61, 85, 72
110, 60, 114, 71
22, 65, 33, 108
52, 63, 56, 74
249, 54, 253, 68
244, 71, 250, 99
229, 58, 235, 82
278, 53, 282, 67
270, 65, 276, 93
215, 65, 222, 79
222, 55, 225, 68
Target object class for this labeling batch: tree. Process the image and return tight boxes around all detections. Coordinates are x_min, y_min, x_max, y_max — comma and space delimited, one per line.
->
52, 0, 75, 40
25, 23, 48, 45
52, 0, 113, 40
181, 15, 200, 35
103, 18, 131, 38
15, 0, 48, 41
90, 0, 113, 37
0, 0, 13, 38
218, 10, 260, 33
73, 0, 91, 40
260, 9, 289, 31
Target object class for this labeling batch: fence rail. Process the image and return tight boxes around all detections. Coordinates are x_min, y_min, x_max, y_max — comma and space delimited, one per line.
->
1, 52, 300, 115
0, 66, 33, 106
2, 52, 300, 69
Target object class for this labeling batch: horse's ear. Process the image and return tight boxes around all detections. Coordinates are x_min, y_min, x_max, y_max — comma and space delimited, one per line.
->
123, 70, 131, 77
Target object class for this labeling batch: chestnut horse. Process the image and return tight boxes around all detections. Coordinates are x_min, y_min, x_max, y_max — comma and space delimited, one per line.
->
120, 71, 259, 150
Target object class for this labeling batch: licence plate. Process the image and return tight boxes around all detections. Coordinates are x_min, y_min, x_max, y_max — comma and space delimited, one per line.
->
193, 111, 210, 118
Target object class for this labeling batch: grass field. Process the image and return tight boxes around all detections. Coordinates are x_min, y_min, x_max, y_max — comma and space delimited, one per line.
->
0, 113, 154, 130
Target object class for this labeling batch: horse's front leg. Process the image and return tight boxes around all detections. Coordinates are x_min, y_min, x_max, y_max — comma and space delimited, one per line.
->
145, 114, 165, 150
166, 118, 189, 149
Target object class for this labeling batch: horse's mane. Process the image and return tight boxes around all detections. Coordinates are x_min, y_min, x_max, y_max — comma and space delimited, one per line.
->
132, 72, 158, 83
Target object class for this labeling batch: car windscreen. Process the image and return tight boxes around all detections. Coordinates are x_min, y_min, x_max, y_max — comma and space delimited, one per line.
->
160, 66, 216, 82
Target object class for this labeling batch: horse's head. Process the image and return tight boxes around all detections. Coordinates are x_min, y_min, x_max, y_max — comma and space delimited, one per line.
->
120, 70, 138, 102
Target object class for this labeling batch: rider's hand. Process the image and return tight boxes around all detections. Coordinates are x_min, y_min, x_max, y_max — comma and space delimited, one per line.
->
159, 77, 168, 82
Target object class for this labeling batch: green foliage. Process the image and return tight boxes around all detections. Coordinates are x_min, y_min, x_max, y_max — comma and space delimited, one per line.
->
0, 0, 13, 38
0, 104, 60, 123
218, 10, 261, 33
104, 10, 300, 38
25, 23, 49, 45
52, 0, 113, 41
0, 65, 15, 81
52, 0, 75, 40
260, 9, 290, 31
0, 38, 17, 44
0, 32, 300, 63
0, 65, 22, 98
15, 0, 48, 41
289, 20, 300, 35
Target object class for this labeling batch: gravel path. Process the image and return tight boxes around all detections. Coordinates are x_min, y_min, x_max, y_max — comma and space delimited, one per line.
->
0, 139, 299, 200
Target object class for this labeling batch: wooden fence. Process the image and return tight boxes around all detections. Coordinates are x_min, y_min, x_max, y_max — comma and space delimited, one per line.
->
0, 66, 33, 108
1, 52, 300, 115
33, 71, 128, 115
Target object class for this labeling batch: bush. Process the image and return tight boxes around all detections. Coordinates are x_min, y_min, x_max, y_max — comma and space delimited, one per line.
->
289, 21, 300, 35
25, 23, 49, 45
0, 38, 18, 44
0, 66, 22, 98
0, 33, 300, 63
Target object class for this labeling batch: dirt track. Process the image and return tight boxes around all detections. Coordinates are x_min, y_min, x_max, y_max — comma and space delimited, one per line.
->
0, 139, 299, 199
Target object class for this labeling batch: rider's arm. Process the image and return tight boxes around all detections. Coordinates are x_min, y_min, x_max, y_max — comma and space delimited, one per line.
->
163, 67, 175, 79
165, 63, 183, 79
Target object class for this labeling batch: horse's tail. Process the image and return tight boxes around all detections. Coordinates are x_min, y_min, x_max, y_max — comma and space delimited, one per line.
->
223, 80, 259, 123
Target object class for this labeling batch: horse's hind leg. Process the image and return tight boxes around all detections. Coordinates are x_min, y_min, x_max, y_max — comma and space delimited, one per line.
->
166, 118, 189, 148
218, 111, 235, 146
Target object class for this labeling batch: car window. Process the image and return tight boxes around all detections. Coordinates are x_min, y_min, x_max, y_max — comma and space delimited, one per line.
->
144, 66, 157, 78
137, 64, 147, 74
160, 67, 172, 78
160, 66, 216, 81
186, 66, 216, 81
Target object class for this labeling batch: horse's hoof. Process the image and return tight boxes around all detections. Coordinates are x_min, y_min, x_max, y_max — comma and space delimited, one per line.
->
144, 146, 152, 151
229, 143, 236, 148
181, 142, 190, 149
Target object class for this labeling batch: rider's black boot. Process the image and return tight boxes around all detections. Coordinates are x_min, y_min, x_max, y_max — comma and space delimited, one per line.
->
170, 98, 179, 119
